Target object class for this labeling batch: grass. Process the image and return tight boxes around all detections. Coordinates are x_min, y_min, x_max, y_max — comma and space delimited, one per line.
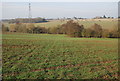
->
34, 19, 117, 29
2, 33, 118, 79
4, 19, 118, 30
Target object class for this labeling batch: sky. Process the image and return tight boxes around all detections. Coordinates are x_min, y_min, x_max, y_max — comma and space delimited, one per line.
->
1, 2, 118, 19
1, 0, 120, 2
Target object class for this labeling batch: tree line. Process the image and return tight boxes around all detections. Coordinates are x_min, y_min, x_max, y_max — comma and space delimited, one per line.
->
2, 17, 48, 23
2, 20, 119, 38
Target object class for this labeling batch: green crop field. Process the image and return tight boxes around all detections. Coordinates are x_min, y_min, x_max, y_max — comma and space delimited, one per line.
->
2, 33, 118, 79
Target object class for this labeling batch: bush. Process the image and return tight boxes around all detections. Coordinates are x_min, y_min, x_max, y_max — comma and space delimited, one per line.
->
48, 25, 63, 34
3, 21, 119, 38
15, 23, 27, 33
32, 27, 47, 34
102, 29, 110, 38
26, 23, 35, 33
82, 28, 94, 38
61, 20, 84, 37
2, 24, 9, 32
90, 23, 103, 38
9, 24, 16, 32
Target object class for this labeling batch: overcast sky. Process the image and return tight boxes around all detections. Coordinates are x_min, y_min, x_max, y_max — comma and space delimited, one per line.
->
1, 0, 120, 2
2, 2, 118, 19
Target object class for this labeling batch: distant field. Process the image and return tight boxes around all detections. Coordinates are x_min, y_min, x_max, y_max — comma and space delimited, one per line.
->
4, 19, 118, 30
35, 19, 118, 29
3, 33, 118, 79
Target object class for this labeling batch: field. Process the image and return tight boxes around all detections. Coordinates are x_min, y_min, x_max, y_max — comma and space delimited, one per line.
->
4, 19, 118, 30
35, 19, 117, 29
2, 33, 118, 79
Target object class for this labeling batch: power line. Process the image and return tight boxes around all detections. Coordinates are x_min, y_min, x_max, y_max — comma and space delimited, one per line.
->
29, 2, 32, 23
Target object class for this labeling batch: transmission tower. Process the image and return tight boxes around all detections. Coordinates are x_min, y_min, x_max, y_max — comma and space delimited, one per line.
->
29, 2, 32, 23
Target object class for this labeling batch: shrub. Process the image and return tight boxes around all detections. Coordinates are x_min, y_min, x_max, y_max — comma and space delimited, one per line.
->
48, 25, 62, 34
90, 23, 103, 38
61, 20, 84, 37
32, 27, 47, 34
82, 28, 94, 38
102, 29, 110, 38
26, 23, 35, 33
2, 24, 9, 32
15, 23, 27, 33
9, 24, 16, 32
